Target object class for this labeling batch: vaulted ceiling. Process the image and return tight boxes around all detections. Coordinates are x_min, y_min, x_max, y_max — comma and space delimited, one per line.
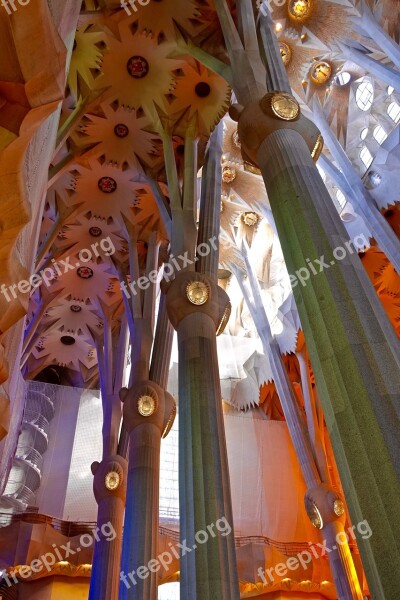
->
20, 0, 400, 389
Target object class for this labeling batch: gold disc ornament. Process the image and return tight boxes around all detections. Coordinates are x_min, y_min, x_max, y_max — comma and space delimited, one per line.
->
138, 395, 157, 417
271, 93, 300, 121
186, 281, 210, 305
105, 471, 121, 491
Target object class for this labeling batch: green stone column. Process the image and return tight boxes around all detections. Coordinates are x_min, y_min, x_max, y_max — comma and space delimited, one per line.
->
230, 97, 400, 598
166, 271, 240, 600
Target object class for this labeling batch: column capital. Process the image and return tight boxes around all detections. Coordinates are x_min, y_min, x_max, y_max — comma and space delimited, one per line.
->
165, 270, 230, 333
305, 483, 346, 529
229, 92, 322, 169
120, 380, 176, 437
91, 454, 128, 504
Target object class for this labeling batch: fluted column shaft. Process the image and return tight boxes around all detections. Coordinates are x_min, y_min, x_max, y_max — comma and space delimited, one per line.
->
256, 127, 400, 599
197, 124, 223, 279
149, 293, 174, 389
324, 520, 364, 600
118, 382, 176, 600
238, 269, 362, 599
176, 311, 239, 600
120, 424, 161, 600
90, 496, 126, 598
296, 348, 329, 483
89, 456, 128, 600
256, 6, 292, 93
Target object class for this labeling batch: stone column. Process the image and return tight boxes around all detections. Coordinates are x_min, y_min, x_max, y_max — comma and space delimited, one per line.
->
89, 455, 128, 600
236, 263, 362, 599
312, 101, 400, 273
230, 94, 400, 598
355, 1, 400, 69
149, 293, 174, 389
305, 485, 363, 600
338, 42, 400, 91
119, 381, 176, 600
166, 271, 240, 600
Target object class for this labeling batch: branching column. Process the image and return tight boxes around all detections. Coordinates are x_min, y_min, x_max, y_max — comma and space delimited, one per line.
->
338, 42, 400, 91
235, 257, 363, 599
114, 226, 176, 600
355, 1, 400, 69
90, 455, 128, 600
89, 305, 128, 600
212, 1, 400, 597
119, 382, 176, 600
165, 125, 240, 599
312, 100, 400, 273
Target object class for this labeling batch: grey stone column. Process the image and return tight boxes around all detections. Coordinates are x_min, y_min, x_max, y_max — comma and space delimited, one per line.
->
338, 42, 400, 91
236, 264, 363, 599
89, 455, 128, 600
166, 272, 240, 600
256, 6, 292, 94
149, 292, 174, 389
119, 382, 176, 600
312, 101, 400, 273
355, 1, 400, 69
196, 123, 223, 279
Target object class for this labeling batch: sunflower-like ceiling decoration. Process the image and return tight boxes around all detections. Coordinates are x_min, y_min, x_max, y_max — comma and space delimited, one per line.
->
375, 263, 400, 295
53, 214, 123, 256
68, 25, 106, 100
222, 118, 243, 165
162, 60, 231, 137
134, 0, 206, 39
42, 297, 104, 337
70, 159, 154, 223
95, 28, 184, 109
31, 329, 97, 372
222, 160, 269, 210
72, 102, 163, 170
220, 194, 248, 240
276, 28, 330, 97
